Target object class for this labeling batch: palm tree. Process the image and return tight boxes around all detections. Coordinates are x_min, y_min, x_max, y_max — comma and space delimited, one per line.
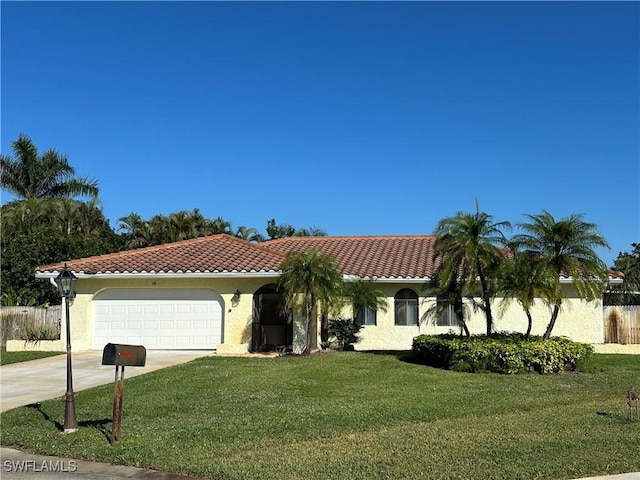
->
235, 226, 265, 242
513, 210, 610, 339
1, 134, 98, 200
433, 205, 510, 335
278, 248, 343, 355
75, 199, 107, 236
208, 216, 232, 235
498, 245, 556, 338
169, 210, 197, 241
118, 212, 152, 249
1, 198, 54, 235
343, 278, 388, 323
423, 266, 471, 337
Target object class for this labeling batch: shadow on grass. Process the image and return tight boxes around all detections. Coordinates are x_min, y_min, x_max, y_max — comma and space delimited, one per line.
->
26, 403, 111, 441
360, 350, 426, 366
596, 410, 640, 425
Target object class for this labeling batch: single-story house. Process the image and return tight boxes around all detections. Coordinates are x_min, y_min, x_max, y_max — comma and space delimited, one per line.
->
33, 234, 623, 353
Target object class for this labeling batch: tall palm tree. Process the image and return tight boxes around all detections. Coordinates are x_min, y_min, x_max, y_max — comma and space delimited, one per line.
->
1, 134, 98, 200
278, 248, 343, 355
498, 244, 556, 338
433, 205, 510, 335
513, 210, 610, 339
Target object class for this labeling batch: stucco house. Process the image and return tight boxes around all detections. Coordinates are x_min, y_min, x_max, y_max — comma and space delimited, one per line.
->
32, 234, 623, 354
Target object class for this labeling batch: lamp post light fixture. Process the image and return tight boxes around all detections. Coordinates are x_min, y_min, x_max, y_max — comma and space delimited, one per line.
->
55, 264, 78, 433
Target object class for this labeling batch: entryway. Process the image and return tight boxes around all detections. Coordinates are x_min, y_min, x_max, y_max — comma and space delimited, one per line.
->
251, 284, 292, 352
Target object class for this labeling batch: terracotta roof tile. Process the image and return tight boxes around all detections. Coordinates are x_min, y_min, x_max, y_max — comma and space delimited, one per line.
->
262, 235, 439, 279
36, 234, 622, 282
36, 235, 285, 275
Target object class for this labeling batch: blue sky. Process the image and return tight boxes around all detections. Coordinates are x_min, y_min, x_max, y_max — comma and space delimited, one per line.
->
1, 1, 638, 267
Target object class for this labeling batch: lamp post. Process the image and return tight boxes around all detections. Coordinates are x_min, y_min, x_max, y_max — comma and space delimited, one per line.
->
55, 264, 78, 433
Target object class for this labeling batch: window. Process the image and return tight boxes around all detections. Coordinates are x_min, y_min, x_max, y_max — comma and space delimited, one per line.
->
394, 289, 418, 326
436, 296, 459, 327
355, 306, 377, 326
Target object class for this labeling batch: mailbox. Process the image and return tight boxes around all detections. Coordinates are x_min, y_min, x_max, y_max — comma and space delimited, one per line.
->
102, 343, 146, 367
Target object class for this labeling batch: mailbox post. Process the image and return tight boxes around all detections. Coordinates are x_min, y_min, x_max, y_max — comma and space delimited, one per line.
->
101, 343, 146, 446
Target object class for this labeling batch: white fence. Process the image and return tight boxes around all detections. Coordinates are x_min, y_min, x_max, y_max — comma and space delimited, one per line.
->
0, 306, 62, 346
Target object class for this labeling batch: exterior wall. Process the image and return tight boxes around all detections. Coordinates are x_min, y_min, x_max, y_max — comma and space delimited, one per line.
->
349, 283, 604, 351
65, 278, 605, 353
65, 277, 278, 353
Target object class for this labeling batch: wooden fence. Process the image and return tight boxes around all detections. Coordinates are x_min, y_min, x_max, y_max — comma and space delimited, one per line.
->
0, 305, 62, 346
604, 305, 640, 344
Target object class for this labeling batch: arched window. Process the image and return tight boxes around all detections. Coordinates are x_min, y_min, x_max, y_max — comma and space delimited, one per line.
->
394, 289, 418, 326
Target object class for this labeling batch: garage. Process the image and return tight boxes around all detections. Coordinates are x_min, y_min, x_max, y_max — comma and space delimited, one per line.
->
92, 289, 223, 350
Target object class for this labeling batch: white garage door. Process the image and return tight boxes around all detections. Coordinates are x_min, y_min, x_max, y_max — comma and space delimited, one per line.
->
92, 289, 222, 350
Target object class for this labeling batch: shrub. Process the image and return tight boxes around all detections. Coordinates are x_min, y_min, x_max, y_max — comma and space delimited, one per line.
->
20, 322, 59, 343
412, 333, 593, 374
328, 317, 362, 351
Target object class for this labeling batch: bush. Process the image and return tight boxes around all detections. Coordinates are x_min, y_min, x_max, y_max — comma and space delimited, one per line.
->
411, 333, 593, 374
20, 322, 59, 343
328, 317, 362, 351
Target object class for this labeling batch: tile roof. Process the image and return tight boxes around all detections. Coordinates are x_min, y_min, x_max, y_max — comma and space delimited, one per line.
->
35, 233, 623, 282
262, 235, 439, 279
36, 234, 285, 275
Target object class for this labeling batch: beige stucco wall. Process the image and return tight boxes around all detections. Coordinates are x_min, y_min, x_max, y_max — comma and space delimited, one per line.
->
63, 276, 280, 353
57, 278, 607, 353
352, 283, 604, 351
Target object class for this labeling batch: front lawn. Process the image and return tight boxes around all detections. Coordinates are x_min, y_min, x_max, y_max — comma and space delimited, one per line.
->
1, 352, 638, 480
0, 346, 63, 365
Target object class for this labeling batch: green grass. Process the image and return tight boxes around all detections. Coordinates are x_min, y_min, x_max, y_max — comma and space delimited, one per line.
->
1, 352, 639, 480
0, 346, 63, 365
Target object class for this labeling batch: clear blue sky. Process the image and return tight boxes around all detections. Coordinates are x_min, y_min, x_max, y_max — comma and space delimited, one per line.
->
2, 1, 638, 267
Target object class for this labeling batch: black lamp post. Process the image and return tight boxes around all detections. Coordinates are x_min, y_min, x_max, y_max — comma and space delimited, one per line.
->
55, 264, 78, 433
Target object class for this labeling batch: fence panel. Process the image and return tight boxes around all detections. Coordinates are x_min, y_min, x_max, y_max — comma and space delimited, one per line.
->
0, 306, 62, 346
604, 306, 640, 344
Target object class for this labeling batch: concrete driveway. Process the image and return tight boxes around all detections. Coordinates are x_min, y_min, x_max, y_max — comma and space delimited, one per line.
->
0, 350, 214, 412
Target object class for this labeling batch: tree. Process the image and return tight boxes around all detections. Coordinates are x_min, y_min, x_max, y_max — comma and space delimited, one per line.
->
343, 278, 388, 323
278, 248, 343, 355
423, 267, 471, 337
433, 205, 510, 335
266, 219, 327, 240
266, 218, 296, 240
513, 210, 610, 339
605, 243, 640, 305
235, 226, 265, 242
1, 222, 121, 305
498, 244, 556, 338
1, 134, 98, 200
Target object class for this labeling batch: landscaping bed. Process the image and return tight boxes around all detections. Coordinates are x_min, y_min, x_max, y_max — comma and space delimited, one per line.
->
412, 333, 594, 374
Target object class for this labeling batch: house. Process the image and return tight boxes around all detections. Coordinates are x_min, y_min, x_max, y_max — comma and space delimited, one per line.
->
32, 234, 623, 353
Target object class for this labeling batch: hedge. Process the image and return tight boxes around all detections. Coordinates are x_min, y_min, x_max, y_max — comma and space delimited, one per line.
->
411, 333, 594, 374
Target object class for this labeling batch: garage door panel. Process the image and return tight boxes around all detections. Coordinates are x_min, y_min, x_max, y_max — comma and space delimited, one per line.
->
92, 289, 222, 350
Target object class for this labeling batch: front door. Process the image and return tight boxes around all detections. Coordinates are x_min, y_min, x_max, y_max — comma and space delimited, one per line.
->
252, 285, 292, 352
